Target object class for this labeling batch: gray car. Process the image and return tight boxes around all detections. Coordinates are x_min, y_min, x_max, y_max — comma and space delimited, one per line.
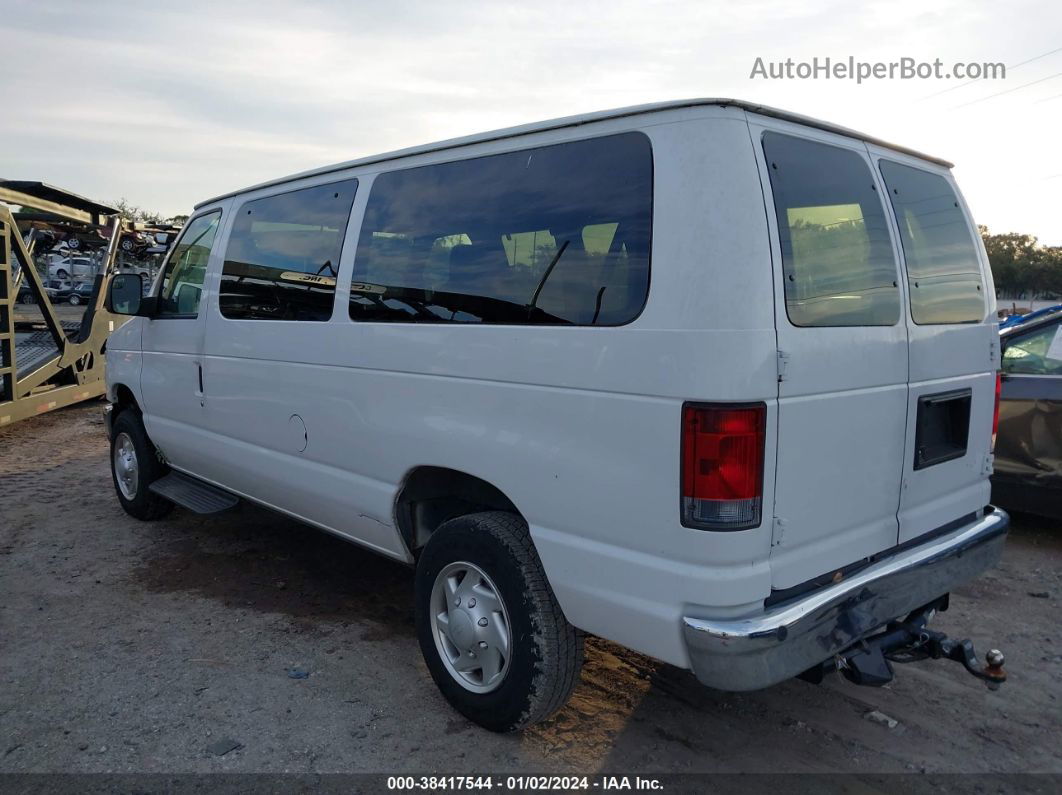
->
992, 309, 1062, 520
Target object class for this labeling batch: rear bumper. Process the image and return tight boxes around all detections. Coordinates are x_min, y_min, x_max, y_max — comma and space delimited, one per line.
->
682, 507, 1009, 690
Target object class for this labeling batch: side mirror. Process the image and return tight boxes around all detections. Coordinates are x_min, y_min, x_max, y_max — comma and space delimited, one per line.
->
108, 273, 144, 316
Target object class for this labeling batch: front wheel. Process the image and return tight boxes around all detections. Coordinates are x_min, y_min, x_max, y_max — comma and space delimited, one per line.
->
68, 294, 81, 306
110, 410, 173, 521
415, 511, 584, 731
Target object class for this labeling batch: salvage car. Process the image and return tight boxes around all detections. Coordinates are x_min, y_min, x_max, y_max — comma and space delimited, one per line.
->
48, 256, 97, 281
1000, 304, 1061, 330
102, 99, 1009, 731
993, 311, 1062, 519
66, 282, 96, 306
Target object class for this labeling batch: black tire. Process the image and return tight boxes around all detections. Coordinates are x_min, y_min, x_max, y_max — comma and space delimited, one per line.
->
56, 269, 69, 279
110, 409, 173, 521
69, 294, 81, 306
20, 293, 35, 305
415, 511, 584, 731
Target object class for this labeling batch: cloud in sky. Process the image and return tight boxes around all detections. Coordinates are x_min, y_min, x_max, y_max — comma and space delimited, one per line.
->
1, 0, 1059, 242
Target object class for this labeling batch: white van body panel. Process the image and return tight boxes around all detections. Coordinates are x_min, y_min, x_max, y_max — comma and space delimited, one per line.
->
106, 100, 1001, 675
104, 320, 142, 402
190, 108, 780, 665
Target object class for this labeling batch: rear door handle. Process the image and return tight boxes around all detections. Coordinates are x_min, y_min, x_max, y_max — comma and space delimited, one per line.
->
195, 361, 204, 403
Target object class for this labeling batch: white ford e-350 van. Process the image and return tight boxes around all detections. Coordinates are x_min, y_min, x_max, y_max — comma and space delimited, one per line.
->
103, 99, 1009, 731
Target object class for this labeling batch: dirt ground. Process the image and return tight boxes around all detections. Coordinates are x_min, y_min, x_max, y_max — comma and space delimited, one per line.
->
1, 403, 1060, 777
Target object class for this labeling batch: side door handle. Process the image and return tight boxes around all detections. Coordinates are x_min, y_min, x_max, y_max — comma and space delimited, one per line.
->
195, 361, 205, 406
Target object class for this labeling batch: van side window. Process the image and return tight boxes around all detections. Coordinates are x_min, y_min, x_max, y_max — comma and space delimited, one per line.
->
220, 179, 358, 321
878, 161, 985, 325
349, 132, 652, 326
763, 133, 900, 327
156, 211, 221, 318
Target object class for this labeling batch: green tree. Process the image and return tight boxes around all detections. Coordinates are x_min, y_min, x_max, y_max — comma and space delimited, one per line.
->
112, 197, 165, 225
978, 226, 1061, 297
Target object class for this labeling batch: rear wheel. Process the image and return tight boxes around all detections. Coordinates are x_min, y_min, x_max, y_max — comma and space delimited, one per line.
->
110, 410, 173, 521
68, 294, 82, 306
415, 511, 584, 731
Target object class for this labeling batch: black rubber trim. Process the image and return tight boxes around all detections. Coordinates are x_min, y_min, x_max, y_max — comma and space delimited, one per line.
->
764, 509, 983, 609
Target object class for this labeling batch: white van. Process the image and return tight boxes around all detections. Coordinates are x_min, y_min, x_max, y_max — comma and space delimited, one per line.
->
104, 99, 1009, 731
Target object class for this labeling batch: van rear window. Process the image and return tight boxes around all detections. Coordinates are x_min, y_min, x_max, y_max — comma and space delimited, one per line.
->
349, 132, 652, 326
763, 132, 900, 327
220, 180, 358, 321
878, 161, 985, 325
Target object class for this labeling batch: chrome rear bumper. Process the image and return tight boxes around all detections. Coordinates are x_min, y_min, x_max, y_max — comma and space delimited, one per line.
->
682, 507, 1009, 690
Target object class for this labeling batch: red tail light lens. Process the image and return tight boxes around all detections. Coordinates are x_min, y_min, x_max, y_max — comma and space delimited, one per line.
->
681, 403, 766, 530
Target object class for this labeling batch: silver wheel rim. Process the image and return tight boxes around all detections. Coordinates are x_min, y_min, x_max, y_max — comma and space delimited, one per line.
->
430, 561, 512, 694
113, 432, 139, 500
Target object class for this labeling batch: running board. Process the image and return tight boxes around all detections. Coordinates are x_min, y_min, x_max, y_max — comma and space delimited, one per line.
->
149, 472, 240, 514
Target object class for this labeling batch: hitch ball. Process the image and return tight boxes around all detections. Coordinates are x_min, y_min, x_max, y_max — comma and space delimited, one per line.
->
986, 649, 1005, 668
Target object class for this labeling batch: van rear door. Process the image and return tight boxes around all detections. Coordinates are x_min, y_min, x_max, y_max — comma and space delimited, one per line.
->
749, 119, 910, 591
870, 149, 997, 543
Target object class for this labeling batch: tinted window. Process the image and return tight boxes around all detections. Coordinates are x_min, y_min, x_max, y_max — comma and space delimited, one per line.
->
1002, 320, 1062, 375
349, 132, 652, 325
157, 211, 221, 318
763, 132, 900, 327
220, 180, 358, 321
879, 161, 985, 324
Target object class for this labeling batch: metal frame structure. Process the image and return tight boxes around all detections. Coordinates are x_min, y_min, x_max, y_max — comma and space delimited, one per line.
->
0, 182, 123, 426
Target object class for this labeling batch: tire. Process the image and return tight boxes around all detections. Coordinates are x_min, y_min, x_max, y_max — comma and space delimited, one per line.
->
56, 269, 69, 279
415, 511, 584, 731
110, 409, 173, 521
69, 294, 81, 306
20, 293, 35, 305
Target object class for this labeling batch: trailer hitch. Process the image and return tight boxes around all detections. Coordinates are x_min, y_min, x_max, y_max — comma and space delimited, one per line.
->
834, 599, 1007, 690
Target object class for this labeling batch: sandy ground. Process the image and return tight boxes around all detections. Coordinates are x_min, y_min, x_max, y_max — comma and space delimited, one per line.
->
1, 403, 1060, 777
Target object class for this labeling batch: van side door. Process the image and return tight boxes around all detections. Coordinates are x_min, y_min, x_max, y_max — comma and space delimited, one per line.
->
196, 179, 408, 558
139, 206, 227, 468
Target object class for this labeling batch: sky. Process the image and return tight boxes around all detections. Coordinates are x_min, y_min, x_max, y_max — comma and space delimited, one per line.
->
1, 0, 1059, 244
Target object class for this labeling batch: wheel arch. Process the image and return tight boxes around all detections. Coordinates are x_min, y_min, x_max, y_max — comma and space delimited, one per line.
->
394, 466, 523, 553
109, 383, 140, 417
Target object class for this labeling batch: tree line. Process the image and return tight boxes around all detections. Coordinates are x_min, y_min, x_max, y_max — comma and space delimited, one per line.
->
980, 227, 1062, 298
112, 198, 188, 227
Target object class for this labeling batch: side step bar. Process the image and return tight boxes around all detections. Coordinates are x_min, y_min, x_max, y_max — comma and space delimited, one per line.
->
149, 472, 240, 514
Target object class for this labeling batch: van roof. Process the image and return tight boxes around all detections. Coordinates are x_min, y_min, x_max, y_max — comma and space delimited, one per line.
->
195, 98, 953, 209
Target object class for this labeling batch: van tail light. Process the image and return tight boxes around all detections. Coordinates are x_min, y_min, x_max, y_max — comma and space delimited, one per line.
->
681, 403, 766, 530
991, 372, 1001, 449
